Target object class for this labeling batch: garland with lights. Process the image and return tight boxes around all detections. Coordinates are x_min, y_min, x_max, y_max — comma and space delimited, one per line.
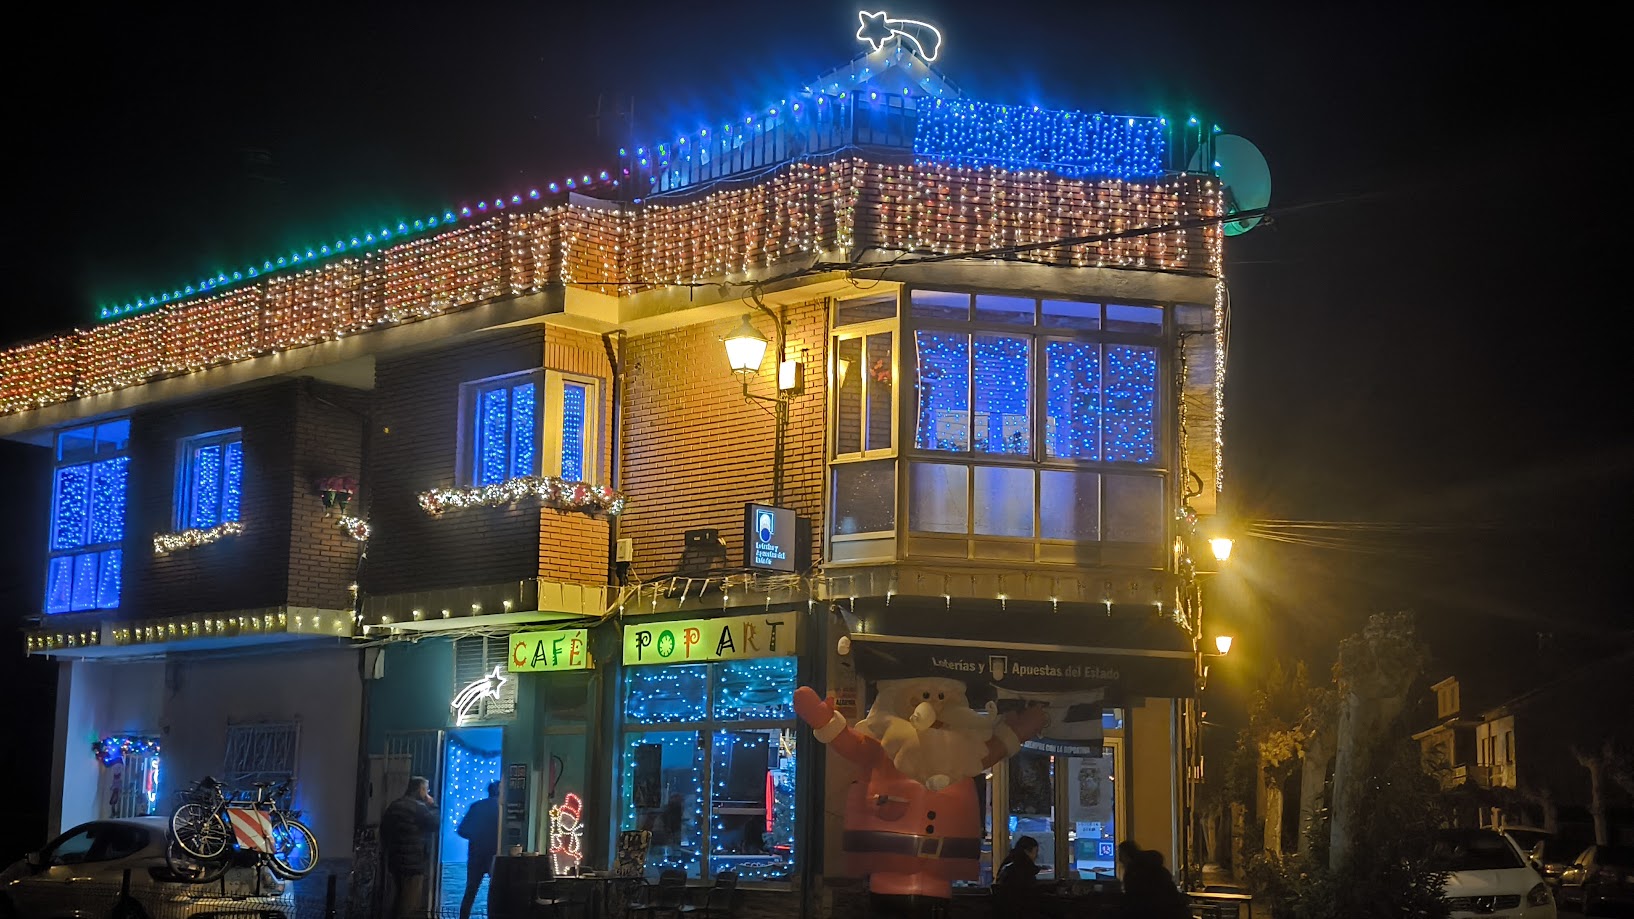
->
336, 515, 371, 542
418, 476, 627, 518
93, 735, 160, 767
1, 162, 1219, 418
153, 520, 243, 555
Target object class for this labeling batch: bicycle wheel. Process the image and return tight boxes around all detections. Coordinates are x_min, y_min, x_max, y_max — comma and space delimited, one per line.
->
165, 836, 228, 884
170, 803, 229, 859
268, 815, 319, 879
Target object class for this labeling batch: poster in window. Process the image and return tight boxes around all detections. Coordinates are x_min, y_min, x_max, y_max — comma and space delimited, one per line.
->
632, 743, 662, 809
1009, 751, 1053, 816
614, 829, 651, 877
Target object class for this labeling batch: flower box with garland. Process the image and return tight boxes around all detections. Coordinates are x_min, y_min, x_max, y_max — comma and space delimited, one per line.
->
418, 476, 627, 518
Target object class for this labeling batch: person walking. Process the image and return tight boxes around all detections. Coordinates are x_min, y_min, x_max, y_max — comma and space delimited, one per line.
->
456, 780, 501, 919
382, 776, 440, 919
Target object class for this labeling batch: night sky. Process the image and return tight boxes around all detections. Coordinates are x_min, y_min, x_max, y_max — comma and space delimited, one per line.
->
0, 0, 1623, 850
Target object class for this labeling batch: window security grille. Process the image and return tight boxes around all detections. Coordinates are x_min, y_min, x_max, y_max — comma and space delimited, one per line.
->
453, 635, 518, 723
223, 721, 301, 793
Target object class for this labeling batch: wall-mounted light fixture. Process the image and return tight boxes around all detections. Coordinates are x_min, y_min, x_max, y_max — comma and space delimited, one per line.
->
719, 289, 802, 504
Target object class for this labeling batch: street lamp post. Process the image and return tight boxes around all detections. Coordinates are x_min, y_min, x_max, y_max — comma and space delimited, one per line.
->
1180, 522, 1234, 889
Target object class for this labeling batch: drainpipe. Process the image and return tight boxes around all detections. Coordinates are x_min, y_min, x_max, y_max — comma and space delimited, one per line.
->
600, 330, 627, 585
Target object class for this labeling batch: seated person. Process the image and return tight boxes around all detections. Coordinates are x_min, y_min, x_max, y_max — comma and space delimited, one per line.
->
993, 836, 1049, 916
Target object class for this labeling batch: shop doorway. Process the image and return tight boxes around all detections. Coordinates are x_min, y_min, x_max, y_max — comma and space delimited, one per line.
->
440, 727, 503, 919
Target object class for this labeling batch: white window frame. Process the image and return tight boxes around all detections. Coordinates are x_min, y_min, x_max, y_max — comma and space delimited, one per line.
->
543, 371, 601, 483
458, 369, 601, 486
175, 428, 244, 530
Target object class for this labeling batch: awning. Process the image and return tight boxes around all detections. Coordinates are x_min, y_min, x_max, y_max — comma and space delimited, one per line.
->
847, 632, 1196, 700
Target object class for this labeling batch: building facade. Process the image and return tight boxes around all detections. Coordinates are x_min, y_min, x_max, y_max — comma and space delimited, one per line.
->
3, 34, 1230, 917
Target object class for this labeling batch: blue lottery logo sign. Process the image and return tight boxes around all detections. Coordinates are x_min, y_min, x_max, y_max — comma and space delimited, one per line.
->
745, 503, 796, 572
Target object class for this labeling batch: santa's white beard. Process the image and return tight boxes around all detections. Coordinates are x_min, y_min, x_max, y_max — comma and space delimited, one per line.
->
893, 725, 988, 788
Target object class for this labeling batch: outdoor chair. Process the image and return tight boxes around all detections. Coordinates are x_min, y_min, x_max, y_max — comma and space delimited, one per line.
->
627, 869, 689, 918
678, 870, 738, 918
535, 879, 591, 919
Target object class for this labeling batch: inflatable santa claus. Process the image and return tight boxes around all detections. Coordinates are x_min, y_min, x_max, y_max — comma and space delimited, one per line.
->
794, 678, 1048, 903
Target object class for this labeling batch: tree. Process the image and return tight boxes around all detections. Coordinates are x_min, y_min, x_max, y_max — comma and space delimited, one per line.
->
1572, 739, 1633, 846
1329, 612, 1427, 871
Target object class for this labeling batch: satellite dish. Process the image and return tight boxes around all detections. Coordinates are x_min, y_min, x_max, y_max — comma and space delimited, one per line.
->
1189, 134, 1271, 236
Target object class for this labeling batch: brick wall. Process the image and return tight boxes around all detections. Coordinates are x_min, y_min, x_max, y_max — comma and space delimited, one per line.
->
287, 382, 367, 609
619, 298, 827, 577
363, 327, 546, 595
539, 327, 613, 585
126, 382, 297, 618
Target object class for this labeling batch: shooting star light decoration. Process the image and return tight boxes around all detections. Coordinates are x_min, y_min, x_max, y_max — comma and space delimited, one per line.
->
451, 665, 507, 726
855, 10, 943, 61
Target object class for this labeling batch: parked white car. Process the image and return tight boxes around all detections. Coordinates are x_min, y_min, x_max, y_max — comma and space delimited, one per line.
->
1432, 828, 1556, 919
0, 817, 289, 919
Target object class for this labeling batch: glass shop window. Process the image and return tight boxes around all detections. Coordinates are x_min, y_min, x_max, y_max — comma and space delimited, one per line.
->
620, 657, 799, 882
177, 429, 244, 530
460, 370, 601, 486
46, 420, 130, 613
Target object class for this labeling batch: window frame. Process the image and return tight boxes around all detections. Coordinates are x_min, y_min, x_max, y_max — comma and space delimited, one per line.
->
45, 419, 130, 614
900, 287, 1170, 548
174, 427, 244, 531
458, 369, 602, 487
543, 371, 602, 483
829, 298, 901, 549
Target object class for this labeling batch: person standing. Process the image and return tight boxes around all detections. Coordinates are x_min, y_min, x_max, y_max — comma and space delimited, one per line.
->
382, 776, 440, 919
456, 781, 501, 919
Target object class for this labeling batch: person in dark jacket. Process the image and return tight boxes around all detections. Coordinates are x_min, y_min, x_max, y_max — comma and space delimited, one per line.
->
456, 781, 501, 919
1117, 840, 1189, 918
992, 835, 1044, 915
382, 776, 440, 919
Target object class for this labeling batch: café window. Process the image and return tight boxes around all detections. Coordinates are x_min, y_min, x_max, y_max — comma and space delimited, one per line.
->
620, 657, 800, 881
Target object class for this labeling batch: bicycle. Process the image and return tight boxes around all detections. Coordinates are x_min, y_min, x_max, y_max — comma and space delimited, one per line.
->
168, 776, 320, 881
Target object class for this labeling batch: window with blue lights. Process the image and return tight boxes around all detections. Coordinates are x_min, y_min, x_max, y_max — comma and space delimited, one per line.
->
461, 371, 600, 486
46, 420, 130, 614
620, 656, 800, 882
898, 290, 1166, 545
178, 429, 244, 529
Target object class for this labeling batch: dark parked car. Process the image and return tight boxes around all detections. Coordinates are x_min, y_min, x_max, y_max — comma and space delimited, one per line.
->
1521, 834, 1597, 892
1557, 845, 1634, 916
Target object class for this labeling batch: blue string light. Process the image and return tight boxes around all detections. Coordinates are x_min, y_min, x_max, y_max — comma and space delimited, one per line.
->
48, 422, 129, 613
915, 99, 1167, 179
1103, 345, 1157, 463
559, 383, 585, 483
443, 734, 502, 865
911, 294, 1157, 466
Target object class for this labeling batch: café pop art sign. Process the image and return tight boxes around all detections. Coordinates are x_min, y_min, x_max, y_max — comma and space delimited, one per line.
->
623, 613, 798, 666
